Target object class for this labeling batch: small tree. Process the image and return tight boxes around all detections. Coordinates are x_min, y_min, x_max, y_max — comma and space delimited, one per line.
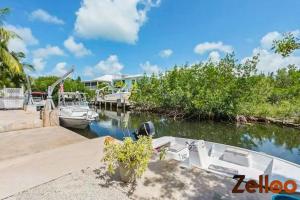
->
272, 33, 300, 57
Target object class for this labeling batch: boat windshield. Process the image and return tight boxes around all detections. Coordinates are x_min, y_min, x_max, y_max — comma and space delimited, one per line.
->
59, 92, 88, 107
64, 101, 88, 107
33, 97, 43, 102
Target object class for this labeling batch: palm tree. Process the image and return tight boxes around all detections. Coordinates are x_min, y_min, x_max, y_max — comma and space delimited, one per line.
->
0, 8, 23, 74
0, 8, 34, 88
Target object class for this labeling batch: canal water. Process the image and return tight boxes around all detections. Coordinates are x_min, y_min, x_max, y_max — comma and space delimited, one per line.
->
71, 109, 300, 165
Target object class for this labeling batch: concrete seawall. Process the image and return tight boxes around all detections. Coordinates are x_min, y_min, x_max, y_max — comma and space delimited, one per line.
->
0, 110, 42, 133
0, 109, 105, 199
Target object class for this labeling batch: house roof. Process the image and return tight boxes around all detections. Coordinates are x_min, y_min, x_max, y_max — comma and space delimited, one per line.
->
124, 74, 143, 79
93, 74, 122, 82
83, 74, 144, 83
112, 74, 144, 81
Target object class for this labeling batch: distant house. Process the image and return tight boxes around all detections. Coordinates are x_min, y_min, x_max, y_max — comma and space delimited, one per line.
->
82, 75, 121, 90
83, 74, 143, 91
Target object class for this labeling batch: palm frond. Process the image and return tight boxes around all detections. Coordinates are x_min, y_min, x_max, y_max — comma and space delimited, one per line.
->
0, 27, 18, 43
0, 45, 22, 74
22, 63, 35, 71
11, 51, 25, 59
0, 8, 10, 17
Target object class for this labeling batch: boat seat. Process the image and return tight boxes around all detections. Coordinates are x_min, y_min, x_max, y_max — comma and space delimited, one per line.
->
169, 143, 187, 153
208, 164, 238, 175
166, 143, 189, 161
221, 148, 249, 167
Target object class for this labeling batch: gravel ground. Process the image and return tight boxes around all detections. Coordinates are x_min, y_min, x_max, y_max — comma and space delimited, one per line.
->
6, 168, 130, 200
6, 160, 273, 200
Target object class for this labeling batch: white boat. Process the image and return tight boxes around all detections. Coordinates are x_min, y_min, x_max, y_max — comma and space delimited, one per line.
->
153, 136, 300, 193
58, 92, 98, 129
31, 92, 47, 110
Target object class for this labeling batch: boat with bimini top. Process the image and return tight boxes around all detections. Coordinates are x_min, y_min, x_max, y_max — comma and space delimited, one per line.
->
58, 91, 98, 129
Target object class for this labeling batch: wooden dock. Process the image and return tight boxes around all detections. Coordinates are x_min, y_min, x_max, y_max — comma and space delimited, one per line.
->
95, 92, 131, 111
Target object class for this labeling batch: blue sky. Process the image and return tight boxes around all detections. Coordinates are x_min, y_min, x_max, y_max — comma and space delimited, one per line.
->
2, 0, 300, 80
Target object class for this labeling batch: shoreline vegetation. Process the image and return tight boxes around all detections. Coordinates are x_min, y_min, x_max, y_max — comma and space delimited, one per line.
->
130, 54, 300, 129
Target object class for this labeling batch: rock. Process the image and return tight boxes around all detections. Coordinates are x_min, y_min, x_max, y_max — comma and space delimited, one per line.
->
236, 115, 247, 123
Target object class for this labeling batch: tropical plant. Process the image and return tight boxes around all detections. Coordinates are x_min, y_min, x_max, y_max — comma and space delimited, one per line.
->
0, 8, 24, 74
103, 136, 153, 182
0, 8, 34, 88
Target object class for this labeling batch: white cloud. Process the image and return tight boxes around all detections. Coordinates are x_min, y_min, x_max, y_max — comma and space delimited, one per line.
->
159, 49, 173, 58
194, 42, 233, 54
33, 45, 65, 59
95, 55, 124, 74
32, 58, 46, 71
7, 39, 27, 54
260, 30, 300, 50
291, 30, 300, 37
247, 48, 300, 73
74, 0, 160, 44
32, 45, 65, 71
82, 55, 125, 78
260, 31, 282, 49
5, 24, 38, 53
208, 51, 220, 63
243, 30, 300, 73
52, 62, 69, 76
30, 9, 64, 25
83, 66, 94, 77
64, 36, 91, 57
140, 61, 161, 74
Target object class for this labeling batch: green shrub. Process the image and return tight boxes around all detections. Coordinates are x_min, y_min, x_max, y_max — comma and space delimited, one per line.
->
103, 136, 153, 178
131, 54, 300, 121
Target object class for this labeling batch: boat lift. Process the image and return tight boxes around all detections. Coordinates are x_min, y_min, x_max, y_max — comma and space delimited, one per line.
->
45, 67, 74, 111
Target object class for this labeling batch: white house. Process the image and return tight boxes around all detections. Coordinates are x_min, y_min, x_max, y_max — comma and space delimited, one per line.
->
83, 74, 143, 91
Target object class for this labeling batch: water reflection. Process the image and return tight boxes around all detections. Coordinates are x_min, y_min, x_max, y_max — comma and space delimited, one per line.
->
75, 109, 300, 164
89, 110, 135, 140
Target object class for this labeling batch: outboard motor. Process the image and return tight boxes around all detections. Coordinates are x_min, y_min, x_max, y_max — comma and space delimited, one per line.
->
134, 121, 155, 139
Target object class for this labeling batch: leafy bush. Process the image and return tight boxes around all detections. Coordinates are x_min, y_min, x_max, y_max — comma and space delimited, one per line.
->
103, 136, 153, 179
131, 54, 300, 121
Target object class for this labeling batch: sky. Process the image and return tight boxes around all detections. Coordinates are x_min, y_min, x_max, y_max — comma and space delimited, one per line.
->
2, 0, 300, 80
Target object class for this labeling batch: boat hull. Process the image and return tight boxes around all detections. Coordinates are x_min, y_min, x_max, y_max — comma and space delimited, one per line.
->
59, 117, 90, 129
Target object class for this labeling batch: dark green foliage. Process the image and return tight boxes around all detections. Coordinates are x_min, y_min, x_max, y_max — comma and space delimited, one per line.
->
131, 54, 300, 121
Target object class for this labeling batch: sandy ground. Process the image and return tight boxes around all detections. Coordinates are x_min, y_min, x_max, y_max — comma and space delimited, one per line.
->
7, 160, 272, 200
